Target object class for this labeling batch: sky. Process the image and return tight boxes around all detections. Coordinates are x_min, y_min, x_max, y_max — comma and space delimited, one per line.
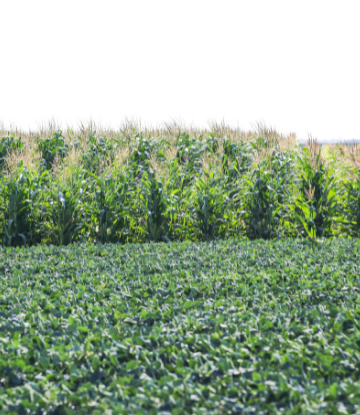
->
1, 0, 359, 142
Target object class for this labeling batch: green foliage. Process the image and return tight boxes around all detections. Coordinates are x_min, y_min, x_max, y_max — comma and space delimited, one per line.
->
129, 136, 154, 178
0, 165, 32, 246
296, 147, 339, 238
47, 190, 81, 245
222, 138, 253, 180
0, 134, 24, 173
175, 132, 203, 181
192, 172, 231, 241
37, 130, 68, 171
0, 130, 360, 246
88, 171, 131, 244
42, 179, 84, 246
341, 169, 360, 236
240, 149, 294, 240
295, 197, 318, 249
81, 134, 118, 173
142, 171, 169, 242
1, 238, 360, 413
163, 159, 194, 242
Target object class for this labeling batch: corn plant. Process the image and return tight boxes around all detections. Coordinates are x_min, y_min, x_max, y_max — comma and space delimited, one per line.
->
205, 133, 220, 153
164, 159, 194, 241
25, 170, 51, 246
141, 171, 169, 242
81, 134, 117, 174
295, 181, 318, 249
192, 172, 232, 241
222, 139, 253, 181
128, 136, 153, 178
37, 130, 68, 172
43, 185, 84, 246
341, 168, 360, 236
0, 165, 32, 246
87, 172, 131, 244
175, 132, 203, 181
0, 134, 24, 173
296, 141, 339, 238
240, 150, 293, 240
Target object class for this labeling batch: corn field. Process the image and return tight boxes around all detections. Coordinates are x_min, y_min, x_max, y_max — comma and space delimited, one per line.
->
1, 121, 360, 247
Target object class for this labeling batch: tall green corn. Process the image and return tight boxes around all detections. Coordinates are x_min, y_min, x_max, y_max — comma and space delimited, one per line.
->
192, 172, 231, 241
0, 165, 32, 246
240, 149, 294, 240
87, 171, 131, 244
37, 130, 68, 172
341, 168, 360, 237
296, 145, 339, 238
142, 171, 169, 242
0, 134, 24, 173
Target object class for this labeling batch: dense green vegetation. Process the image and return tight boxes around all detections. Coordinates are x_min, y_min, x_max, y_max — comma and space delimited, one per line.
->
1, 238, 360, 414
1, 124, 360, 413
1, 124, 360, 247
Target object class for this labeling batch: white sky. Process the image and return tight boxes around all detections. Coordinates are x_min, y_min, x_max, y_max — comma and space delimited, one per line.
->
1, 0, 359, 141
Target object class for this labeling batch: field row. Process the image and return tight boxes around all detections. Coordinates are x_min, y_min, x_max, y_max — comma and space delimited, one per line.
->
1, 238, 360, 413
1, 129, 360, 246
